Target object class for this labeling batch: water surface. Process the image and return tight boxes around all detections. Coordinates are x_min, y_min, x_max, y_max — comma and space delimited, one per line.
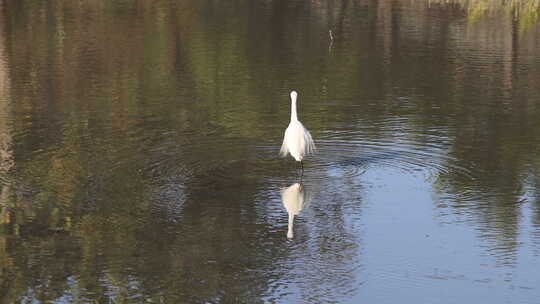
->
1, 1, 540, 303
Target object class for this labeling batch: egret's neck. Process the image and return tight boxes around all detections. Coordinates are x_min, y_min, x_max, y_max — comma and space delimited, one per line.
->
290, 98, 298, 122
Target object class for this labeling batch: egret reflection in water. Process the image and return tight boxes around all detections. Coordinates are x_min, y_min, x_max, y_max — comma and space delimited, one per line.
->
281, 182, 312, 239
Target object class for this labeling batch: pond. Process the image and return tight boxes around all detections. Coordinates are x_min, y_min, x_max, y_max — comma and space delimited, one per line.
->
1, 1, 540, 303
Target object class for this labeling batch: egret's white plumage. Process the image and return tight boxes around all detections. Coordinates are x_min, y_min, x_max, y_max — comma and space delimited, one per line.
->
281, 183, 311, 239
280, 91, 315, 163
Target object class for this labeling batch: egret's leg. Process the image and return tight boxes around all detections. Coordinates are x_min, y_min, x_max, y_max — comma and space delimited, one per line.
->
294, 161, 303, 178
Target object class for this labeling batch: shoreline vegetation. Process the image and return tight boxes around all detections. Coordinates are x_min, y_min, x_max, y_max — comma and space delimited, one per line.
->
424, 0, 539, 32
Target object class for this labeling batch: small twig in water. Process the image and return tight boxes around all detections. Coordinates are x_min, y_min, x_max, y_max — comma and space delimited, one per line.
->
328, 29, 334, 53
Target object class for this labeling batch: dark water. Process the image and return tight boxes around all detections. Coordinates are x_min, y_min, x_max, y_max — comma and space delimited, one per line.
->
1, 0, 540, 303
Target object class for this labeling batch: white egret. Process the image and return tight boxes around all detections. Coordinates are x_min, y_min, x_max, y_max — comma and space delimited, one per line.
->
281, 183, 311, 239
280, 91, 315, 171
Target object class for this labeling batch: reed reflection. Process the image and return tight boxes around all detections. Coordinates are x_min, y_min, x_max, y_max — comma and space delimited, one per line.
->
281, 183, 312, 239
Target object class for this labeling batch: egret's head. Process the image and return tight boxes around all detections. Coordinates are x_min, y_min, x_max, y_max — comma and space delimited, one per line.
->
290, 91, 298, 101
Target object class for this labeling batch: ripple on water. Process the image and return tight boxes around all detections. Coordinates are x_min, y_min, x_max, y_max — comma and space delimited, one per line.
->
308, 135, 472, 184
